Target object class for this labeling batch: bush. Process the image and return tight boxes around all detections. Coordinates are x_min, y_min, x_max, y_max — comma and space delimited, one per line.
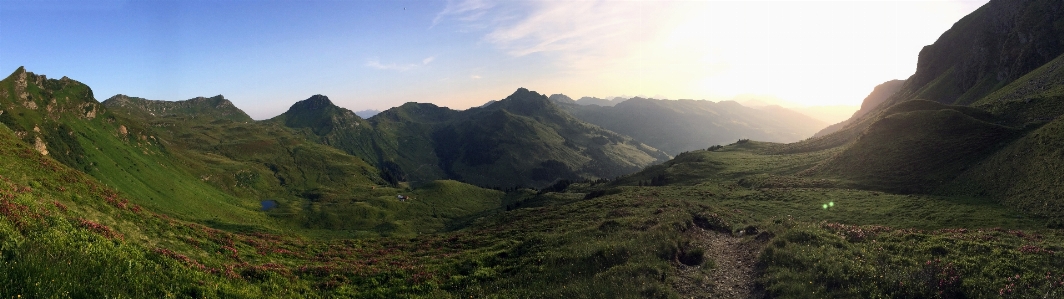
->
678, 248, 704, 266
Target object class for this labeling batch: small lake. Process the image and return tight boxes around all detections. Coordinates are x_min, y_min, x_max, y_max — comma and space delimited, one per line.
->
260, 199, 278, 211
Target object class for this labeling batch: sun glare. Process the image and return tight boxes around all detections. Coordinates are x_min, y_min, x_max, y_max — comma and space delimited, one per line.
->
592, 0, 988, 107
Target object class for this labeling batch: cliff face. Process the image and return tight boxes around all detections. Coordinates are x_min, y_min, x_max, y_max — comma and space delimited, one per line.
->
896, 0, 1064, 106
813, 0, 1064, 143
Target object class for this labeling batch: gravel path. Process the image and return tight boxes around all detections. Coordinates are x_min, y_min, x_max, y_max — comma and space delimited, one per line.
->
674, 227, 766, 299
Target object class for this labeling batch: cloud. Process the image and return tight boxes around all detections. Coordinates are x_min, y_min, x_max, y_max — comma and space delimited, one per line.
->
433, 0, 677, 61
470, 75, 481, 79
366, 56, 435, 71
432, 0, 496, 27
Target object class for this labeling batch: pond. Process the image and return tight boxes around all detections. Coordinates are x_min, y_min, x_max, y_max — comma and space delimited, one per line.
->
260, 199, 278, 211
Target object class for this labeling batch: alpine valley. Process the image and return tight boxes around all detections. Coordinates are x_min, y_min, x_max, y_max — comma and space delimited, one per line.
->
2, 0, 1064, 298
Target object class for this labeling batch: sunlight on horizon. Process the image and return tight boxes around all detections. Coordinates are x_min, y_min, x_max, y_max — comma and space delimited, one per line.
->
479, 0, 991, 108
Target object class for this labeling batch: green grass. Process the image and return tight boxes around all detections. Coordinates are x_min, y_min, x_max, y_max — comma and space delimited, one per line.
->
807, 104, 1020, 193
611, 140, 839, 187
4, 66, 1064, 298
592, 136, 1062, 297
759, 221, 1064, 298
944, 116, 1064, 221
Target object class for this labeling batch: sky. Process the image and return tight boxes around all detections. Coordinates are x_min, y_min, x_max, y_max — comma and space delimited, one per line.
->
1, 0, 989, 119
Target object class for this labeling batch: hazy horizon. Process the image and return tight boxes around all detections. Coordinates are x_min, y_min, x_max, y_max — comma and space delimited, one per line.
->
1, 0, 987, 119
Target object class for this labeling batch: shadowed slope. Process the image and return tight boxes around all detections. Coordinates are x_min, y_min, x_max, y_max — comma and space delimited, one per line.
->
805, 101, 1020, 193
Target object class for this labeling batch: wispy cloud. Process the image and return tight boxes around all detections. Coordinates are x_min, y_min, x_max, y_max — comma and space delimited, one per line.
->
432, 0, 495, 27
366, 56, 437, 71
433, 0, 674, 61
470, 75, 481, 79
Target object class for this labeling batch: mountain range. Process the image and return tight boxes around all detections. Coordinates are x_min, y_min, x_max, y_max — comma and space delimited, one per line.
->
547, 94, 826, 155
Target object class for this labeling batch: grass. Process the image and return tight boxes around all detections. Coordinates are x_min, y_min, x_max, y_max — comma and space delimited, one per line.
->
0, 119, 713, 297
4, 66, 1064, 298
799, 102, 1020, 193
592, 137, 1062, 297
944, 116, 1064, 221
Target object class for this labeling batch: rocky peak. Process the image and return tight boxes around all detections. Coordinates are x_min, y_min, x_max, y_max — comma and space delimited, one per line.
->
288, 94, 336, 112
490, 88, 555, 115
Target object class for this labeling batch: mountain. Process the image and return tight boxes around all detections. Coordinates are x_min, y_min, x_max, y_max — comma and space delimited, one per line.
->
0, 67, 272, 226
895, 0, 1064, 107
104, 94, 254, 122
804, 100, 1020, 193
354, 109, 380, 118
546, 94, 628, 107
577, 96, 625, 106
272, 89, 670, 188
793, 0, 1064, 220
0, 67, 508, 237
8, 0, 1064, 296
807, 0, 1064, 153
551, 96, 826, 155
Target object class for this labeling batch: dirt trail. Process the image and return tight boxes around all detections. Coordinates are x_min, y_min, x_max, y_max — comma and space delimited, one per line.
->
674, 227, 765, 299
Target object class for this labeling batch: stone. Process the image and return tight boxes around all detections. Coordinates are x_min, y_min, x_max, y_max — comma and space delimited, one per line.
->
34, 136, 48, 156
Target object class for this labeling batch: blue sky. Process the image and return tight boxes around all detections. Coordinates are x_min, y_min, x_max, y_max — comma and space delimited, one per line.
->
2, 0, 987, 119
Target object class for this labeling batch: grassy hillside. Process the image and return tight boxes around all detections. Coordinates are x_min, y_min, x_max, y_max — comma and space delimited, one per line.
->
0, 114, 725, 298
1, 67, 509, 239
6, 0, 1064, 295
101, 93, 511, 237
806, 101, 1021, 193
5, 65, 1064, 299
944, 116, 1064, 222
0, 68, 272, 228
590, 139, 1062, 298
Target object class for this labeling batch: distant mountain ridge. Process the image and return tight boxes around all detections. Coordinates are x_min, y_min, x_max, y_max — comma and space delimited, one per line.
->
548, 96, 826, 155
354, 109, 380, 118
104, 94, 253, 122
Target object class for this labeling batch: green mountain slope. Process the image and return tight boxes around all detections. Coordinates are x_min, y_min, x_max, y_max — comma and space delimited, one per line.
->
805, 100, 1021, 193
944, 115, 1064, 222
552, 97, 826, 156
0, 67, 271, 227
273, 88, 670, 188
0, 87, 707, 298
0, 67, 508, 238
102, 93, 510, 236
